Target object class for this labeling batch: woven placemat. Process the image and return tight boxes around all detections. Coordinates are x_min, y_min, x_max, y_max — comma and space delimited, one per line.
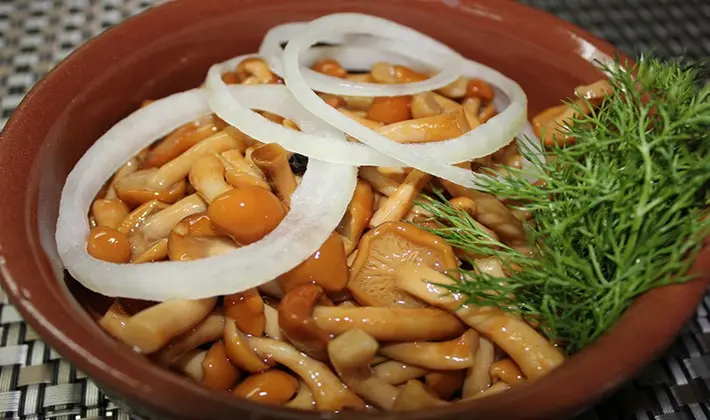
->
0, 0, 708, 419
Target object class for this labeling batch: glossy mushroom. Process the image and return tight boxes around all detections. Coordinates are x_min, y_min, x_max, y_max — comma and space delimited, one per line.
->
377, 109, 470, 144
336, 180, 375, 256
358, 167, 400, 197
201, 340, 240, 391
463, 336, 495, 397
348, 221, 457, 308
142, 115, 224, 168
411, 92, 444, 119
250, 143, 297, 205
371, 360, 429, 385
278, 284, 332, 361
188, 154, 232, 203
392, 379, 447, 412
223, 319, 272, 373
154, 311, 225, 366
278, 232, 349, 293
232, 370, 300, 405
91, 198, 130, 229
379, 330, 477, 370
370, 169, 431, 227
207, 187, 286, 245
490, 359, 526, 386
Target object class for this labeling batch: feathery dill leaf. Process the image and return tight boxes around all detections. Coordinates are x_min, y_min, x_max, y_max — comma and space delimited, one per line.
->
418, 56, 710, 354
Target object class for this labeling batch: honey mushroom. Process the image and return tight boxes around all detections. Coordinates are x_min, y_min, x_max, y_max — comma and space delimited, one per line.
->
338, 108, 384, 130
249, 337, 365, 411
462, 336, 495, 397
312, 58, 348, 78
175, 349, 208, 382
224, 288, 265, 336
116, 199, 169, 235
188, 154, 232, 203
91, 198, 130, 229
118, 297, 218, 354
343, 95, 374, 111
467, 381, 511, 400
136, 194, 208, 244
104, 157, 140, 200
379, 330, 477, 370
97, 301, 130, 339
377, 109, 471, 144
327, 329, 400, 410
396, 264, 565, 380
367, 96, 412, 124
358, 167, 400, 197
490, 358, 526, 386
223, 319, 273, 372
87, 226, 132, 263
278, 284, 332, 361
232, 370, 300, 405
250, 143, 297, 205
370, 62, 428, 84
167, 213, 238, 261
312, 306, 466, 341
435, 76, 469, 99
201, 341, 240, 391
371, 361, 429, 385
336, 180, 375, 255
153, 311, 225, 366
236, 58, 280, 84
411, 92, 444, 119
142, 115, 225, 168
392, 379, 447, 412
262, 304, 282, 340
370, 169, 431, 227
220, 149, 271, 191
132, 238, 169, 263
286, 382, 316, 411
278, 232, 348, 293
207, 187, 286, 245
424, 370, 465, 400
348, 221, 457, 308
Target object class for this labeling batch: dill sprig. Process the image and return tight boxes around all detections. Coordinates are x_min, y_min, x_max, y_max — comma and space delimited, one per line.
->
418, 56, 710, 354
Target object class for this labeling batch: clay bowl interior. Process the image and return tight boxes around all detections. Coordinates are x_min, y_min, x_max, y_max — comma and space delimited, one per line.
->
1, 0, 709, 419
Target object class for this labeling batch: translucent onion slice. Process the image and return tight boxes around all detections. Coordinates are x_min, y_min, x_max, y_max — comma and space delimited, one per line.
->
260, 21, 463, 97
56, 89, 357, 301
282, 13, 528, 187
207, 57, 402, 166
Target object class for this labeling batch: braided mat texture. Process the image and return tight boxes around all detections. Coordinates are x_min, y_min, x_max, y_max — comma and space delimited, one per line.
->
0, 0, 708, 418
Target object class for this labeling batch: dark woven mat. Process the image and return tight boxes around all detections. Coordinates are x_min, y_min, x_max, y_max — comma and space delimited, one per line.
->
0, 0, 708, 419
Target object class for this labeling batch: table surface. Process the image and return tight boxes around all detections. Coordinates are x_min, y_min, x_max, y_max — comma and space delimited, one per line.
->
0, 0, 709, 419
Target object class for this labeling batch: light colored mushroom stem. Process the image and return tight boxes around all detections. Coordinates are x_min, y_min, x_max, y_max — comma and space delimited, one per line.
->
105, 157, 139, 199
392, 379, 448, 411
370, 169, 432, 227
490, 358, 526, 386
117, 200, 168, 235
97, 301, 130, 339
328, 330, 400, 411
312, 306, 466, 341
380, 330, 477, 370
148, 131, 239, 191
466, 381, 511, 400
396, 264, 564, 380
286, 382, 316, 411
250, 337, 365, 411
139, 194, 207, 241
188, 154, 232, 203
250, 143, 297, 205
262, 305, 282, 340
174, 349, 207, 382
120, 297, 217, 354
337, 180, 374, 256
223, 318, 271, 372
371, 360, 429, 385
132, 238, 169, 263
463, 336, 495, 397
359, 167, 399, 197
377, 109, 470, 144
154, 311, 225, 366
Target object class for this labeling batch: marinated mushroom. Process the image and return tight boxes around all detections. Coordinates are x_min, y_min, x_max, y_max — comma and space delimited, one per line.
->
250, 143, 297, 204
338, 108, 384, 130
120, 298, 217, 354
370, 169, 431, 227
379, 330, 477, 370
377, 109, 470, 144
114, 172, 187, 207
278, 284, 332, 361
97, 301, 130, 339
133, 238, 169, 263
367, 96, 412, 124
167, 214, 238, 261
490, 359, 526, 386
463, 336, 495, 397
224, 288, 265, 336
312, 306, 466, 341
250, 337, 365, 411
370, 62, 428, 84
223, 318, 272, 372
435, 76, 468, 99
348, 221, 457, 308
358, 167, 399, 197
392, 379, 447, 412
286, 382, 316, 411
424, 370, 465, 400
188, 154, 232, 203
278, 232, 348, 293
220, 149, 270, 190
91, 198, 130, 229
236, 58, 280, 84
201, 341, 240, 391
262, 304, 282, 340
232, 370, 300, 405
467, 381, 511, 400
104, 157, 139, 200
337, 180, 375, 256
175, 349, 207, 382
396, 264, 565, 379
328, 330, 400, 411
116, 199, 169, 235
143, 115, 225, 168
87, 226, 132, 263
371, 360, 429, 385
154, 311, 225, 366
208, 187, 286, 245
411, 92, 444, 119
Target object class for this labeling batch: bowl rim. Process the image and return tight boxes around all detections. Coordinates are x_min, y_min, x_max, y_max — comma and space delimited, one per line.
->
1, 0, 709, 419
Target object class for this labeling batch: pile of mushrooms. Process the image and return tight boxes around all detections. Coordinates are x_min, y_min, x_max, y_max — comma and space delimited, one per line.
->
86, 52, 571, 412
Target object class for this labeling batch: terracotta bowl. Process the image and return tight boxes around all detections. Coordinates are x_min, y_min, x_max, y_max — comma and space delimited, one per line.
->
0, 0, 708, 419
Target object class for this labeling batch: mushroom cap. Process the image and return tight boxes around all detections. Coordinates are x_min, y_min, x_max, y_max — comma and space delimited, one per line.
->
278, 232, 348, 293
348, 221, 457, 308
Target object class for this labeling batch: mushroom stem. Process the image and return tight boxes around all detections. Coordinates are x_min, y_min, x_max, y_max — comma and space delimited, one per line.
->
175, 349, 207, 382
232, 370, 299, 405
392, 379, 448, 412
490, 359, 526, 386
105, 157, 139, 199
250, 143, 297, 205
139, 194, 207, 242
223, 318, 272, 372
395, 264, 564, 379
466, 381, 511, 400
132, 238, 169, 263
224, 288, 265, 337
463, 336, 495, 397
148, 130, 239, 191
371, 360, 429, 385
117, 200, 169, 235
250, 337, 365, 411
91, 199, 130, 229
328, 330, 400, 411
143, 115, 222, 168
189, 154, 232, 203
338, 108, 384, 130
312, 306, 466, 341
97, 301, 130, 339
337, 180, 375, 256
154, 311, 225, 366
358, 167, 400, 197
120, 298, 217, 354
380, 330, 477, 370
286, 382, 316, 411
278, 284, 331, 361
262, 305, 282, 340
377, 109, 470, 144
424, 370, 465, 400
370, 169, 431, 227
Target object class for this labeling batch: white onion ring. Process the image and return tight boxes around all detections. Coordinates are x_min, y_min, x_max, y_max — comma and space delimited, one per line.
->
282, 13, 528, 187
55, 89, 357, 301
207, 56, 402, 166
260, 21, 463, 97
